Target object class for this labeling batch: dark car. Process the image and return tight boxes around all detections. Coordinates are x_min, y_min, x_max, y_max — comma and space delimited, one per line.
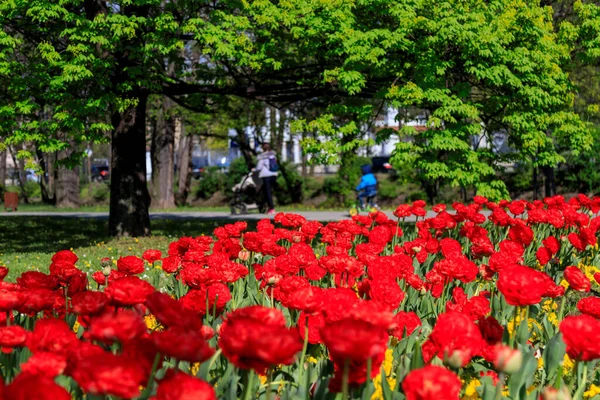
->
371, 156, 394, 174
91, 165, 110, 182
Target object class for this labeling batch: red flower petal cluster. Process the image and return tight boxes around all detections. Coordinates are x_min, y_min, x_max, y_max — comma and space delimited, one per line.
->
219, 306, 302, 373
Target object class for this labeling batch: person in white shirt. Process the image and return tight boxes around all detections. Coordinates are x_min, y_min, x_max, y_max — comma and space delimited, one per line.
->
254, 142, 278, 215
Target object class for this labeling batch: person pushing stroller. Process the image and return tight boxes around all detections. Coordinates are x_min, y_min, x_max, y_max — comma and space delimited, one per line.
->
356, 164, 378, 210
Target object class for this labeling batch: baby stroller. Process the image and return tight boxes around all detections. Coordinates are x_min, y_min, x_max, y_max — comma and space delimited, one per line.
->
230, 170, 268, 215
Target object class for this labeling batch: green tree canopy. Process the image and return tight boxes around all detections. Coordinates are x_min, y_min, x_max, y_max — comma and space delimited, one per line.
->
297, 0, 593, 200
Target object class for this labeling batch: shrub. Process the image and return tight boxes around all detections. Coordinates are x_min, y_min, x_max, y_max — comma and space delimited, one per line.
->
302, 176, 323, 199
196, 167, 225, 200
23, 180, 40, 200
275, 162, 303, 205
378, 178, 400, 200
224, 157, 251, 199
88, 182, 109, 203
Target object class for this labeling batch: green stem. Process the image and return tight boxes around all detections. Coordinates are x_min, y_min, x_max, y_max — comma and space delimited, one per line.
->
573, 362, 588, 400
266, 368, 274, 400
298, 320, 309, 381
558, 291, 567, 323
342, 359, 350, 400
242, 370, 256, 400
141, 352, 162, 399
493, 372, 505, 400
366, 357, 372, 389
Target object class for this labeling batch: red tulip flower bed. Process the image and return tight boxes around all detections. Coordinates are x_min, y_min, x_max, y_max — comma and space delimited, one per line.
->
2, 195, 600, 400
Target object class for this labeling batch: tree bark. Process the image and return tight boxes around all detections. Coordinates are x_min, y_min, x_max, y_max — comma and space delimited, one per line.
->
8, 145, 29, 204
532, 164, 539, 200
36, 147, 56, 205
542, 166, 556, 197
108, 91, 151, 237
175, 130, 193, 206
56, 160, 80, 208
151, 97, 176, 209
234, 127, 255, 169
0, 150, 6, 188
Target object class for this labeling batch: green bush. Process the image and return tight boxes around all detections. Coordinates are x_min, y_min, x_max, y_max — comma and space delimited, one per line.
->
378, 178, 400, 200
225, 157, 251, 199
275, 162, 303, 205
302, 176, 323, 199
88, 182, 109, 202
323, 176, 345, 197
23, 180, 40, 200
197, 167, 225, 199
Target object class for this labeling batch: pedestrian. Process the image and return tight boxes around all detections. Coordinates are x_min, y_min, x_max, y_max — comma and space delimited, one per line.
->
254, 142, 278, 215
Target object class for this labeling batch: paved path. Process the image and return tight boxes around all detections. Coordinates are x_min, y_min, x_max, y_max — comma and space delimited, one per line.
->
0, 210, 450, 221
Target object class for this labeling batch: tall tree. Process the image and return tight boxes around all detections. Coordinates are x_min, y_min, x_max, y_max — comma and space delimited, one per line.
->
0, 0, 355, 236
296, 0, 592, 200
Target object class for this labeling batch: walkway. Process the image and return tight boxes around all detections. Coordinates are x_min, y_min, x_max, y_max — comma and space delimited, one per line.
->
0, 210, 453, 221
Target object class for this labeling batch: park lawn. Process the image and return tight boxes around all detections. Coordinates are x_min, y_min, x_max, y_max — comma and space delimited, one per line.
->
0, 216, 247, 281
12, 203, 350, 213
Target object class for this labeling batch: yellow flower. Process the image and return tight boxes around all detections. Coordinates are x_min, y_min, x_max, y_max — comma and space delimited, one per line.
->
547, 313, 558, 327
584, 384, 600, 399
306, 356, 318, 364
580, 264, 600, 284
542, 300, 558, 312
537, 357, 544, 370
562, 354, 575, 376
560, 279, 569, 289
371, 350, 395, 400
72, 320, 81, 334
258, 374, 267, 385
382, 349, 393, 376
506, 311, 542, 341
144, 314, 161, 331
190, 362, 200, 376
461, 379, 481, 400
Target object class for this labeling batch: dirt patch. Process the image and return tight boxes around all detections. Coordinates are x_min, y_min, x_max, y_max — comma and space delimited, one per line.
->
190, 191, 228, 207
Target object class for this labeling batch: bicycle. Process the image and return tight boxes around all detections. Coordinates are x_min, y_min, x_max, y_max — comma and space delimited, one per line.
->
348, 192, 380, 216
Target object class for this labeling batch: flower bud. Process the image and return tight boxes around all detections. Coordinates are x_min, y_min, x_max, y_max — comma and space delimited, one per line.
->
238, 250, 250, 262
494, 345, 522, 374
102, 266, 112, 277
444, 349, 469, 369
412, 246, 422, 253
100, 257, 111, 268
540, 386, 571, 400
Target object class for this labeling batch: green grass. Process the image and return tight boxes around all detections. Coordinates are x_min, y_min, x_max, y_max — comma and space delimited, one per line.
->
9, 203, 355, 213
0, 217, 253, 281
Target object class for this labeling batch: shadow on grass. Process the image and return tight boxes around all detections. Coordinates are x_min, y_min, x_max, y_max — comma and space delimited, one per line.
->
0, 217, 258, 254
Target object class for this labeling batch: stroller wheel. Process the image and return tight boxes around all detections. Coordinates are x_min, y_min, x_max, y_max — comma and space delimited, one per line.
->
258, 204, 267, 214
231, 204, 247, 215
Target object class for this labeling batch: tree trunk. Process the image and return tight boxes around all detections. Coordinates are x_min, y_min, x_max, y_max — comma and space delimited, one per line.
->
175, 131, 193, 206
8, 145, 29, 204
234, 127, 256, 169
274, 108, 285, 156
108, 91, 151, 237
532, 164, 539, 200
151, 97, 176, 209
0, 150, 6, 188
36, 147, 56, 205
301, 131, 308, 178
542, 166, 556, 197
56, 162, 80, 208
